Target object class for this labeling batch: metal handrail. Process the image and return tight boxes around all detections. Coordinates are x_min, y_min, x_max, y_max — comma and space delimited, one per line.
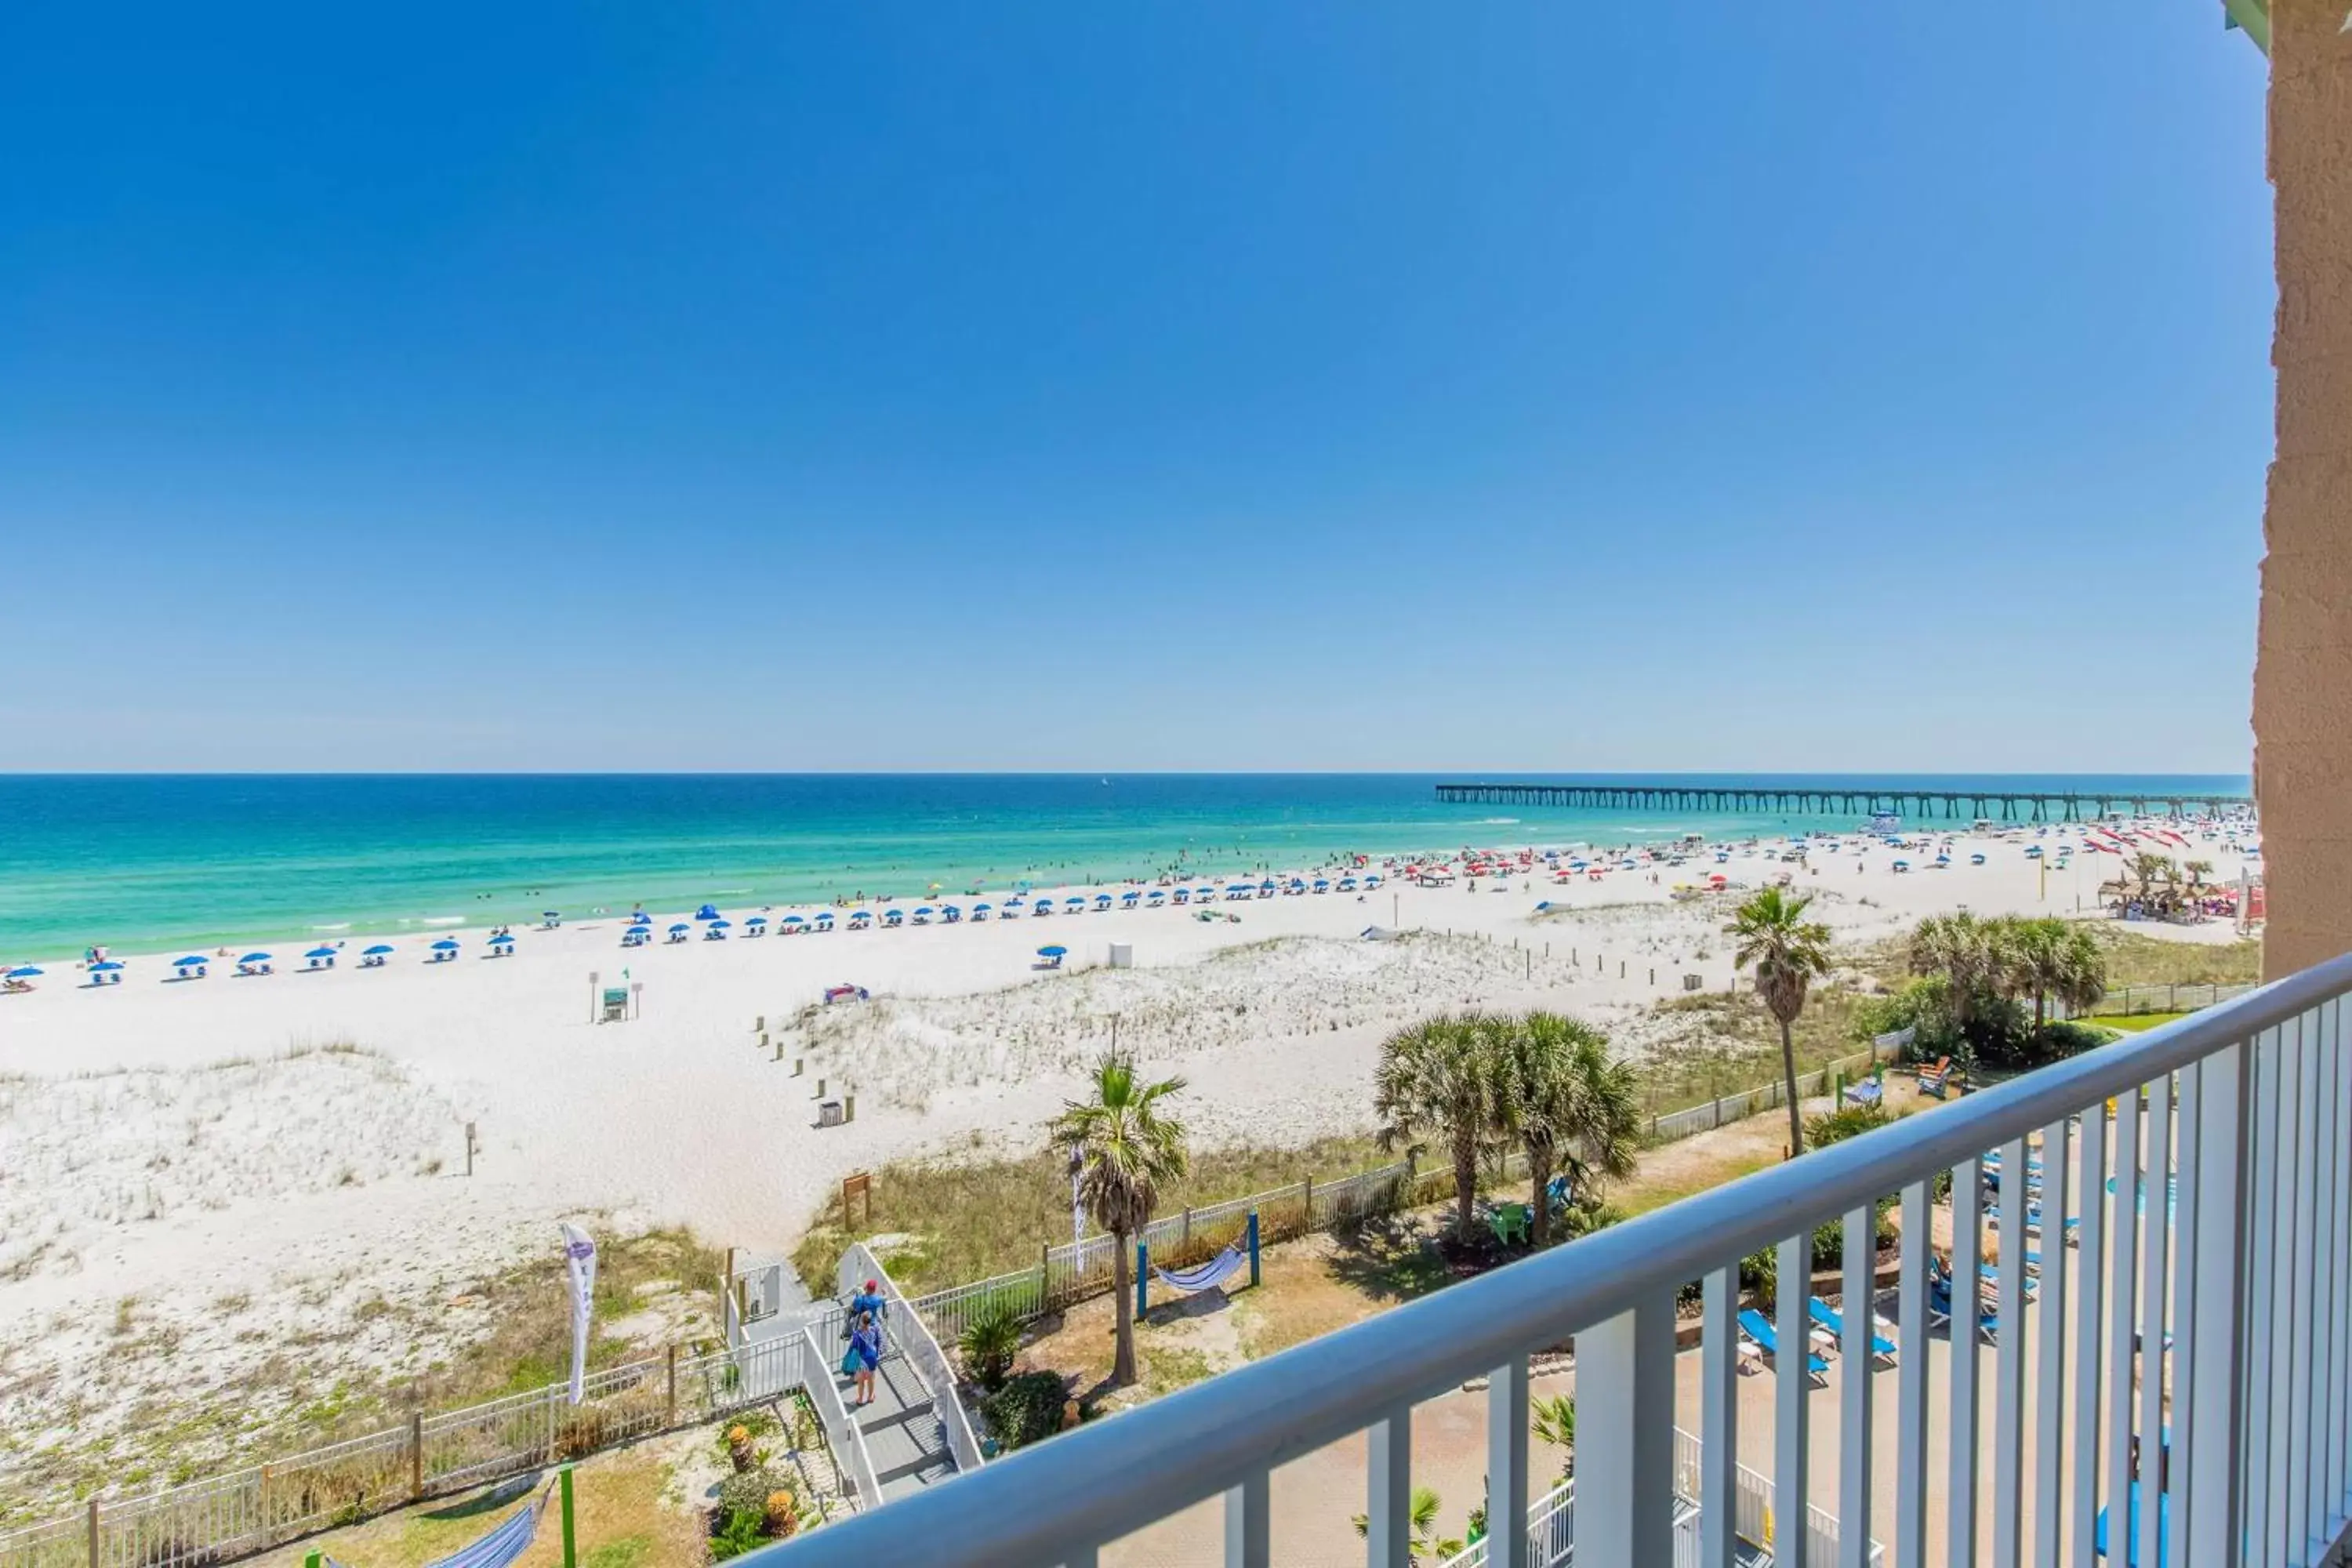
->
752, 952, 2352, 1565
843, 1243, 985, 1472
796, 1325, 881, 1511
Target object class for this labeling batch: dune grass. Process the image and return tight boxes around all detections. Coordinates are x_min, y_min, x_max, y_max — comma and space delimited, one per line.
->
793, 1133, 1390, 1296
2092, 930, 2262, 988
1635, 984, 1880, 1115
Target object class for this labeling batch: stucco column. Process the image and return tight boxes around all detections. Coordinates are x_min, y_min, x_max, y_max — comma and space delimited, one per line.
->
2253, 0, 2352, 978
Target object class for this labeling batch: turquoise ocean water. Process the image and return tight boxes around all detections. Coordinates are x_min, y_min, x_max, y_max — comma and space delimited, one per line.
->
0, 774, 2250, 959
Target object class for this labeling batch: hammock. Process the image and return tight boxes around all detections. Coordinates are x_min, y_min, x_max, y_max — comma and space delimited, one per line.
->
1152, 1245, 1245, 1295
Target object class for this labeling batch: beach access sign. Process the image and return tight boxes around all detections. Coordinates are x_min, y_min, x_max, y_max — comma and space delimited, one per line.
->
561, 1222, 598, 1406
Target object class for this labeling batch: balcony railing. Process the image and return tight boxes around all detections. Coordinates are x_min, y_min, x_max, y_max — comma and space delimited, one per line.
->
752, 952, 2352, 1566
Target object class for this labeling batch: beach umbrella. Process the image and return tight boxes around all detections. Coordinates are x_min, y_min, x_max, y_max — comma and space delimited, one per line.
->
630, 912, 652, 926
1122, 890, 1140, 902
542, 910, 560, 920
803, 913, 823, 925
973, 902, 993, 913
362, 944, 395, 956
90, 960, 125, 972
706, 919, 730, 929
746, 915, 768, 926
915, 906, 936, 916
491, 931, 518, 943
239, 953, 273, 964
1038, 946, 1068, 958
5, 966, 42, 979
432, 938, 461, 950
174, 955, 208, 968
305, 946, 338, 959
666, 923, 689, 934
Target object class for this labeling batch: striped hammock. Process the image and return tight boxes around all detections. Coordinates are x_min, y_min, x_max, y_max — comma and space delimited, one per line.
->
1152, 1245, 1244, 1295
325, 1484, 551, 1568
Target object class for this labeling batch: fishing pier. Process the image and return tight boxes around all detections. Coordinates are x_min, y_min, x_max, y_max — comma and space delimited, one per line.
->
1432, 781, 2254, 822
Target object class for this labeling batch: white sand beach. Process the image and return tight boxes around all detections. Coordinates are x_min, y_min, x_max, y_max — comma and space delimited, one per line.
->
0, 822, 2253, 1501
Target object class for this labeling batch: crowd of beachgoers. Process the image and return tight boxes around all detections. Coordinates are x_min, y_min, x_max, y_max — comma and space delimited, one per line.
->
0, 811, 2257, 1512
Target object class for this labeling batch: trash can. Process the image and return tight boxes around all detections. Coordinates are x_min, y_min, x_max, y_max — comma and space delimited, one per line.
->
818, 1099, 844, 1128
1109, 942, 1133, 970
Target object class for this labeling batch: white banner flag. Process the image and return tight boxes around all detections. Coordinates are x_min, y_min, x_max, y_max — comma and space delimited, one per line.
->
561, 1223, 597, 1406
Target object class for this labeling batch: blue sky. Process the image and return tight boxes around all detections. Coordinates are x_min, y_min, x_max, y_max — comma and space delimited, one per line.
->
0, 4, 2271, 772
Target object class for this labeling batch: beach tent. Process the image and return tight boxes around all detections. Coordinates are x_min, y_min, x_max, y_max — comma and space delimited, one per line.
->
361, 944, 395, 966
695, 904, 720, 921
630, 912, 653, 926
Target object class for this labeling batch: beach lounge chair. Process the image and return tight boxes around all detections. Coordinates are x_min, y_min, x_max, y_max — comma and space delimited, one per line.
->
1842, 1077, 1883, 1108
1927, 1260, 2002, 1341
1736, 1308, 1828, 1380
1917, 1058, 1962, 1098
1808, 1297, 1896, 1363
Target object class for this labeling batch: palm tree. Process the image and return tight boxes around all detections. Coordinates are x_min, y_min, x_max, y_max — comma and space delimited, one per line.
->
2130, 851, 2176, 901
1375, 1015, 1502, 1242
1493, 1013, 1641, 1245
1726, 888, 1834, 1157
1051, 1050, 1189, 1388
1533, 1392, 1577, 1481
1909, 912, 1998, 1036
2001, 917, 2106, 1034
1351, 1485, 1464, 1562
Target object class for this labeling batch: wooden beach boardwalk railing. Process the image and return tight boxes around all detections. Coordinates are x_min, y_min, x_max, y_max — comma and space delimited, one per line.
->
1433, 779, 2255, 822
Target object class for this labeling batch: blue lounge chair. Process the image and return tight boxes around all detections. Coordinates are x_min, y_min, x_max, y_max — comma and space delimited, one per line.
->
1842, 1077, 1883, 1108
1927, 1263, 2001, 1341
1808, 1297, 1896, 1362
1737, 1308, 1828, 1378
2093, 1482, 2169, 1564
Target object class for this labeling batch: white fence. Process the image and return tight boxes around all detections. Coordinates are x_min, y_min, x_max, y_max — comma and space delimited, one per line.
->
0, 1330, 850, 1568
839, 1243, 984, 1474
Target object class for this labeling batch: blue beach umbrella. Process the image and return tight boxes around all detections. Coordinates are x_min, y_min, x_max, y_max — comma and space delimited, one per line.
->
174, 955, 208, 968
5, 966, 42, 978
239, 953, 273, 964
746, 915, 768, 926
490, 931, 517, 944
432, 938, 461, 950
90, 960, 125, 973
1038, 946, 1067, 958
667, 924, 689, 934
362, 944, 394, 956
915, 906, 935, 916
695, 904, 720, 921
972, 903, 993, 914
706, 919, 729, 930
305, 946, 338, 959
630, 913, 652, 926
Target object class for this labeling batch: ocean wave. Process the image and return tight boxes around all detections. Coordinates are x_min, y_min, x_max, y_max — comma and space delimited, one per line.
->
415, 916, 466, 927
310, 923, 352, 931
1474, 818, 1520, 826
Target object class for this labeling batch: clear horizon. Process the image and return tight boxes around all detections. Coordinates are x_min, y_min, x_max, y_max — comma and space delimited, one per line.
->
0, 4, 2270, 774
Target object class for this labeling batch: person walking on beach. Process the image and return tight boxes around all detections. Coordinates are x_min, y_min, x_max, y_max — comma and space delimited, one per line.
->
848, 1311, 882, 1405
850, 1277, 888, 1350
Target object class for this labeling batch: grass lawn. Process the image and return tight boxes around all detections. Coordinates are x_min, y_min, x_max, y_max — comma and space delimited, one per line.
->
2094, 1011, 2195, 1033
2092, 931, 2261, 988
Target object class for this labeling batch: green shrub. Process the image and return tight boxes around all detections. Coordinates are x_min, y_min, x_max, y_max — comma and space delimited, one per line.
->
1803, 1102, 1891, 1149
959, 1308, 1022, 1392
714, 1466, 788, 1522
2040, 1020, 2116, 1058
710, 1506, 768, 1563
981, 1370, 1069, 1451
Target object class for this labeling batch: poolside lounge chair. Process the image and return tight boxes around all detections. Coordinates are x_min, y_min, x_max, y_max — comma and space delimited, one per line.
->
1927, 1260, 2002, 1341
1808, 1298, 1896, 1363
1737, 1308, 1828, 1379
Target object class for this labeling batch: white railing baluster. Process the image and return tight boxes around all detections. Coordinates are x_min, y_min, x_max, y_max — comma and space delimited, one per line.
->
1700, 1267, 1738, 1568
1838, 1201, 1874, 1568
1777, 1232, 1811, 1568
1223, 1469, 1269, 1568
2072, 1102, 2107, 1568
1948, 1155, 1983, 1566
2031, 1116, 2069, 1568
2168, 1063, 2201, 1556
2187, 1035, 2252, 1565
2136, 1073, 2172, 1568
2268, 1021, 2302, 1563
1366, 1405, 1411, 1568
1487, 1355, 1529, 1568
2294, 1014, 2322, 1557
1896, 1181, 1929, 1568
2314, 1001, 2342, 1546
2103, 1087, 2140, 1568
1992, 1135, 2027, 1568
1576, 1296, 1675, 1568
2333, 1000, 2352, 1530
2246, 1025, 2281, 1557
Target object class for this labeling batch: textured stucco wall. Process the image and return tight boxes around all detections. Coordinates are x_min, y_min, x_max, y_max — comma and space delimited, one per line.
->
2254, 0, 2352, 978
